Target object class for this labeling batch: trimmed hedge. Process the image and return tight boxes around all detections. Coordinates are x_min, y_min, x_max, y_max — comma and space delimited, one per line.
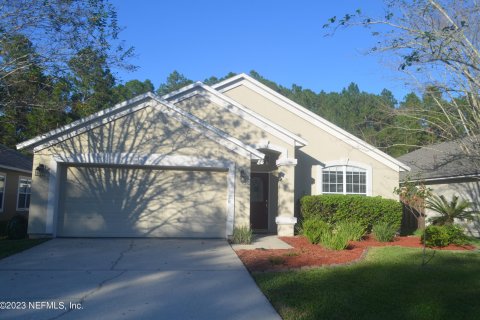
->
300, 194, 402, 232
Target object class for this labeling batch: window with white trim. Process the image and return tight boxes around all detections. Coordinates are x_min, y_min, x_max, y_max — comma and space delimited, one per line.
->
17, 177, 31, 210
322, 165, 367, 195
0, 174, 5, 212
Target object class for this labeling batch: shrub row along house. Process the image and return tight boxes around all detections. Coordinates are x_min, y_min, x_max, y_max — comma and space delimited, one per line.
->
17, 73, 410, 238
0, 144, 33, 224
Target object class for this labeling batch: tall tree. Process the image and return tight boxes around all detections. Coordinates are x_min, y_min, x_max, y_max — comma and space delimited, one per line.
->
68, 47, 116, 118
204, 72, 237, 86
0, 34, 69, 146
156, 71, 193, 96
0, 0, 134, 81
0, 0, 134, 148
113, 79, 155, 102
324, 0, 480, 162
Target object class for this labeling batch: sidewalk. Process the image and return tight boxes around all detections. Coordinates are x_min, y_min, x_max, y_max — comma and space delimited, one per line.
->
231, 234, 293, 250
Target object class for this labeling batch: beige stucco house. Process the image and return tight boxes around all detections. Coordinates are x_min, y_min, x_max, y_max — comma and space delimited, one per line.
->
17, 73, 409, 238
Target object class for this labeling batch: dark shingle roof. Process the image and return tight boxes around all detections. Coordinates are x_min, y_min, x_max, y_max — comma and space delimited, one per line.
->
397, 136, 480, 181
0, 144, 33, 172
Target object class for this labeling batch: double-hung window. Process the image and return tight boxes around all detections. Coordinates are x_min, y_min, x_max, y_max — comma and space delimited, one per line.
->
17, 177, 31, 210
322, 165, 368, 195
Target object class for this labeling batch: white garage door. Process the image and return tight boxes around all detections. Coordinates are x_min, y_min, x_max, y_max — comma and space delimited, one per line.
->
57, 166, 228, 238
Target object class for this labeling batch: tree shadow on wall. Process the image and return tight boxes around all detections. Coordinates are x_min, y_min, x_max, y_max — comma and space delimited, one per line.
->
51, 97, 235, 237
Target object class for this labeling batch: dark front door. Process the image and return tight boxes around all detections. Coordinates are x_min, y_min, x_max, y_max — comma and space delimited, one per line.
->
250, 172, 269, 230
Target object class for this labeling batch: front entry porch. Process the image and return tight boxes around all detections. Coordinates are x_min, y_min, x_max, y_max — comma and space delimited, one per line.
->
249, 147, 297, 236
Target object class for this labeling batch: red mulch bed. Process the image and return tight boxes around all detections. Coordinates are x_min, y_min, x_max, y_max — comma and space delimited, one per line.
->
235, 235, 475, 272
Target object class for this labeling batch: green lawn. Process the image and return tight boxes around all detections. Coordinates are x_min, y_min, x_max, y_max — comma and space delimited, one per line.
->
254, 246, 480, 320
0, 238, 48, 260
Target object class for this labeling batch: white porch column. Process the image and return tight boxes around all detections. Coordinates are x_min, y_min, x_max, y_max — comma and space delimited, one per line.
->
275, 158, 297, 236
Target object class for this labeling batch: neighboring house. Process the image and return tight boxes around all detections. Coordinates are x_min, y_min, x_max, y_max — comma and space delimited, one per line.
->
17, 73, 409, 239
398, 137, 480, 236
0, 144, 33, 222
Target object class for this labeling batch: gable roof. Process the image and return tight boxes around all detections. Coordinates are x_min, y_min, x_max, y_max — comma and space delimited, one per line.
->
162, 82, 308, 147
0, 144, 32, 173
213, 73, 410, 172
16, 93, 264, 162
397, 136, 480, 182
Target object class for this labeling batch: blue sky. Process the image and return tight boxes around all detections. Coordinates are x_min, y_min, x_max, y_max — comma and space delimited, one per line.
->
113, 0, 411, 100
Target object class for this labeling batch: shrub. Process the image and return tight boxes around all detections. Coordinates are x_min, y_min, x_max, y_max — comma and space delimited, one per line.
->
336, 220, 366, 241
231, 226, 253, 244
300, 195, 402, 232
320, 228, 350, 250
372, 222, 397, 242
446, 225, 469, 245
423, 225, 468, 247
6, 215, 28, 240
301, 218, 351, 250
301, 218, 330, 244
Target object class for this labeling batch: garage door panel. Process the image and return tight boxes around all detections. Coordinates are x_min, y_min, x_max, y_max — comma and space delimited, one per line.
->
58, 166, 228, 237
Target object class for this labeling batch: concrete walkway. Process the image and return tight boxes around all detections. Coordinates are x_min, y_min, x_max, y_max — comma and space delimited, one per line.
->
231, 234, 293, 250
0, 239, 280, 320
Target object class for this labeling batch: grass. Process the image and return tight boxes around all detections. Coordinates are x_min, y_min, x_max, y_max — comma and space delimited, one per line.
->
0, 237, 48, 260
467, 236, 480, 248
268, 256, 286, 265
254, 246, 480, 320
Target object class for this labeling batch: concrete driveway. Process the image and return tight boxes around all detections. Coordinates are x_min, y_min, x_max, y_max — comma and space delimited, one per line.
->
0, 239, 280, 320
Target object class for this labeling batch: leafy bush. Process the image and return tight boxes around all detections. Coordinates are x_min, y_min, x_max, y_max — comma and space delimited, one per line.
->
300, 195, 402, 232
372, 222, 397, 242
6, 215, 28, 240
336, 220, 366, 241
423, 225, 468, 247
301, 218, 351, 250
301, 218, 330, 244
320, 228, 350, 250
447, 226, 469, 245
231, 226, 253, 244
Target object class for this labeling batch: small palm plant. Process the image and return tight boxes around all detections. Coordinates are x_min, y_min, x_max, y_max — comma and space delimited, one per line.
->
426, 195, 476, 226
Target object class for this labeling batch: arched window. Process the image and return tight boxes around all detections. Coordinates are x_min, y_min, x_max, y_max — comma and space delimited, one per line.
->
321, 165, 368, 195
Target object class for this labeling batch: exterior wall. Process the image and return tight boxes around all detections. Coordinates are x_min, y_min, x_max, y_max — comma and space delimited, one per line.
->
174, 94, 295, 158
173, 93, 298, 233
29, 101, 251, 237
426, 178, 480, 237
0, 168, 32, 222
223, 85, 400, 206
